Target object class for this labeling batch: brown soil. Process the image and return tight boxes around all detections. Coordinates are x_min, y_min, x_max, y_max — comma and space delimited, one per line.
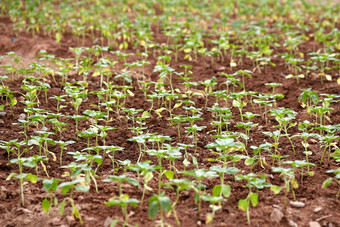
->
0, 9, 339, 227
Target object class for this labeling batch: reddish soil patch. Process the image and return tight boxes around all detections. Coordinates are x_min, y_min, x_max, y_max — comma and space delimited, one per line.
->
0, 6, 339, 227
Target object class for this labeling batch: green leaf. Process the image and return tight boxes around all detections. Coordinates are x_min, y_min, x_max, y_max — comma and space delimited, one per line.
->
232, 100, 240, 108
245, 158, 254, 166
145, 172, 154, 182
322, 178, 333, 188
61, 185, 71, 194
59, 199, 66, 215
174, 102, 182, 109
75, 184, 90, 193
248, 193, 258, 207
164, 170, 174, 180
238, 199, 249, 211
11, 97, 17, 106
158, 195, 171, 212
42, 198, 50, 213
212, 184, 231, 197
56, 32, 62, 43
75, 98, 82, 106
148, 198, 159, 220
270, 185, 282, 195
191, 155, 198, 168
26, 173, 37, 183
155, 108, 166, 117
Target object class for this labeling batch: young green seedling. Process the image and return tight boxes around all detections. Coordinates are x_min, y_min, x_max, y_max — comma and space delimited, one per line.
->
231, 92, 248, 121
164, 179, 195, 226
105, 194, 140, 227
57, 178, 89, 225
270, 107, 297, 154
128, 161, 156, 205
41, 178, 62, 214
233, 70, 253, 91
322, 168, 340, 198
181, 169, 218, 212
148, 192, 171, 227
236, 173, 271, 226
271, 167, 297, 208
283, 160, 316, 182
185, 125, 206, 154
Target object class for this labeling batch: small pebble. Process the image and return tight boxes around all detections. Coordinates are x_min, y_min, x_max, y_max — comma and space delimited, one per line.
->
49, 216, 61, 224
270, 208, 284, 223
289, 220, 297, 227
313, 207, 322, 213
18, 113, 26, 120
309, 221, 321, 227
66, 215, 75, 225
290, 201, 305, 208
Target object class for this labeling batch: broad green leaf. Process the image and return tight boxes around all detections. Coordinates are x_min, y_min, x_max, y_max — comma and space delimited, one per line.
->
183, 158, 190, 167
212, 184, 231, 197
191, 155, 198, 168
148, 199, 159, 220
26, 173, 37, 183
164, 170, 174, 180
270, 185, 282, 195
238, 199, 249, 211
159, 195, 171, 212
75, 98, 82, 106
42, 198, 50, 213
249, 193, 258, 207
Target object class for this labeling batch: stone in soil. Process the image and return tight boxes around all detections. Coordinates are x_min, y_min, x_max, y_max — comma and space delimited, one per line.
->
313, 207, 322, 213
309, 221, 321, 227
289, 201, 305, 208
270, 208, 284, 223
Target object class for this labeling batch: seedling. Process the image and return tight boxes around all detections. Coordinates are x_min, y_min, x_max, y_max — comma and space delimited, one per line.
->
57, 178, 89, 225
185, 124, 206, 154
148, 192, 171, 227
322, 168, 340, 198
164, 179, 195, 225
105, 194, 140, 227
270, 107, 297, 154
271, 167, 297, 208
283, 160, 316, 182
236, 173, 271, 225
181, 169, 218, 212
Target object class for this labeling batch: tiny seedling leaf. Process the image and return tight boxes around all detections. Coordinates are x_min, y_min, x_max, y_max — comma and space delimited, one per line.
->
322, 178, 333, 188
